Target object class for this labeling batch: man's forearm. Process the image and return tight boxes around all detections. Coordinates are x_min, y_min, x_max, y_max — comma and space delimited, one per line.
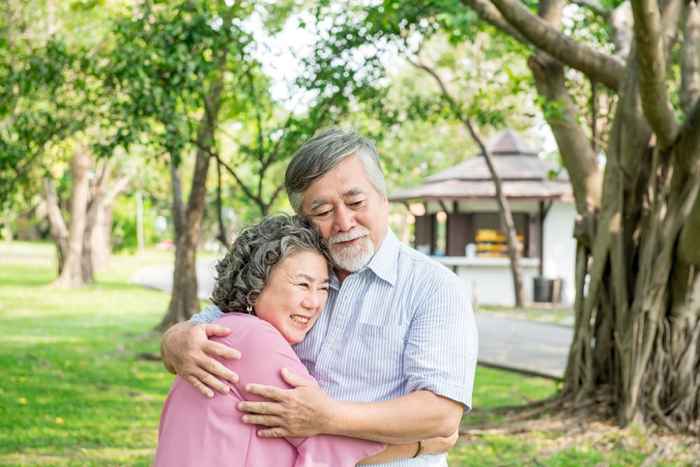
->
327, 390, 463, 444
358, 443, 419, 465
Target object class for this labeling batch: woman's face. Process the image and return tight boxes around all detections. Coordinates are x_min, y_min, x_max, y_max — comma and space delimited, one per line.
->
254, 250, 330, 345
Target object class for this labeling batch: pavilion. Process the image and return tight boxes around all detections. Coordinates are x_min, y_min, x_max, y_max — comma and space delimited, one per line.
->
389, 129, 576, 306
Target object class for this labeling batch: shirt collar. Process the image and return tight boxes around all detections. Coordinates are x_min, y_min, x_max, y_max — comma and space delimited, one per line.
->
365, 229, 399, 286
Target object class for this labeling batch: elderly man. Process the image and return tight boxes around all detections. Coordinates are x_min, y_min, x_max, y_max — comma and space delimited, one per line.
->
161, 128, 478, 466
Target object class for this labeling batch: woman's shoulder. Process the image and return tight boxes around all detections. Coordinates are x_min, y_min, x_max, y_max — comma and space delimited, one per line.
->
213, 313, 283, 341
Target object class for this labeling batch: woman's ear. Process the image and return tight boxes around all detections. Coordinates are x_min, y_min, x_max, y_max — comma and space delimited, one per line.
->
245, 290, 259, 314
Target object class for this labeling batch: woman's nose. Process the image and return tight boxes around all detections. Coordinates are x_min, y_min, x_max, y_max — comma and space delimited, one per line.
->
303, 291, 322, 309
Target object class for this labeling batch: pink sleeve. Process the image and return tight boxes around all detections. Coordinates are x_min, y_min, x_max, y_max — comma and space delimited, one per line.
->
216, 318, 385, 467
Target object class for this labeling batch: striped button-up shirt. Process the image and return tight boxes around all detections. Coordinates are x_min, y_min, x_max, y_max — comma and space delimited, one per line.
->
193, 230, 478, 467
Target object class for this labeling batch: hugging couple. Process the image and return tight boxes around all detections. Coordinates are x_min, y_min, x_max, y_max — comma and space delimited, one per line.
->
155, 128, 478, 466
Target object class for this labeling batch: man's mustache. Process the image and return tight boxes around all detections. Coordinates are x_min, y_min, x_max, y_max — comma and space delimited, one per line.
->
329, 227, 369, 245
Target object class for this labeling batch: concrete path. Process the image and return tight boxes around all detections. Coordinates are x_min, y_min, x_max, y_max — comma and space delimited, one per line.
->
132, 262, 572, 379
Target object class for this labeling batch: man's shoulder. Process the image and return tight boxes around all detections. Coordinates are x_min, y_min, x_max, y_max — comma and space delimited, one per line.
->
396, 242, 459, 281
394, 242, 470, 304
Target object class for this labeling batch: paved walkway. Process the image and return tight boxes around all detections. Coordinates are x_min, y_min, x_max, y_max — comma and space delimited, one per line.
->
132, 262, 572, 379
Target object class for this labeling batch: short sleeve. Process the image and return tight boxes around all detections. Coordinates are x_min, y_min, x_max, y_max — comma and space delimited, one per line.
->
403, 274, 478, 410
190, 304, 224, 324
213, 316, 385, 467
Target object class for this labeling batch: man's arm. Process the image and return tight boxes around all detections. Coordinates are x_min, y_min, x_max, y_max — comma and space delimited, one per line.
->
241, 270, 478, 443
358, 431, 459, 465
240, 371, 464, 444
160, 316, 241, 398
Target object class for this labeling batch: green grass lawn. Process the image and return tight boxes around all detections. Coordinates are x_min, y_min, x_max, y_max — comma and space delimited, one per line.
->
1, 241, 694, 466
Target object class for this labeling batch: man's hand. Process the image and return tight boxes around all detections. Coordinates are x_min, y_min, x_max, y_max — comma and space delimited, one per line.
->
238, 368, 335, 438
421, 430, 460, 455
161, 321, 241, 398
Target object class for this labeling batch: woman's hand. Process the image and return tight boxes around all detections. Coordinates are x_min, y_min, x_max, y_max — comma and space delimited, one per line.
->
161, 321, 242, 397
420, 430, 460, 455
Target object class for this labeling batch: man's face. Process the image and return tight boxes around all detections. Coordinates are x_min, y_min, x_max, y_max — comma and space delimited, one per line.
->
301, 154, 389, 274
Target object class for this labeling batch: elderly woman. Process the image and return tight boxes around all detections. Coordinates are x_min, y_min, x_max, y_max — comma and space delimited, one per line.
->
154, 215, 449, 466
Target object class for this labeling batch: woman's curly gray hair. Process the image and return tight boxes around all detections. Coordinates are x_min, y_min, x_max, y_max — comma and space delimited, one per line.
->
210, 214, 330, 314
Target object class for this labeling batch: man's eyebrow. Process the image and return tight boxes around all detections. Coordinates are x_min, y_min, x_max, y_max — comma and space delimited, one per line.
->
309, 198, 330, 211
343, 188, 365, 197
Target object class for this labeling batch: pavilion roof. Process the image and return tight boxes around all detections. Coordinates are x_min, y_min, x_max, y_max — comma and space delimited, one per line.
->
389, 129, 573, 203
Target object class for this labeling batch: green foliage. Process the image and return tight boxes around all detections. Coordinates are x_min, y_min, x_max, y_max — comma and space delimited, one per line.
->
0, 39, 87, 208
111, 194, 166, 253
97, 1, 255, 159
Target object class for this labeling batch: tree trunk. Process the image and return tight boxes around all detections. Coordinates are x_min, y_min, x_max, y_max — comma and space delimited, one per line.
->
43, 177, 69, 274
215, 157, 229, 248
85, 168, 130, 275
525, 0, 700, 432
53, 146, 91, 288
90, 201, 113, 270
158, 71, 226, 331
481, 144, 526, 307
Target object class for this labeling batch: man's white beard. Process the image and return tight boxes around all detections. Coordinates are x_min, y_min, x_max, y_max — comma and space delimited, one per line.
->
329, 227, 375, 272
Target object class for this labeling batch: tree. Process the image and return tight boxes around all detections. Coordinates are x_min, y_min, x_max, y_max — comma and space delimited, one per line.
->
1, 0, 131, 286
309, 0, 700, 432
43, 144, 131, 286
102, 0, 314, 329
467, 0, 700, 432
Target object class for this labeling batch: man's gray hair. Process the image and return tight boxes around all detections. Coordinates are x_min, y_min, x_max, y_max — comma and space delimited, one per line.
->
210, 214, 330, 314
285, 128, 387, 214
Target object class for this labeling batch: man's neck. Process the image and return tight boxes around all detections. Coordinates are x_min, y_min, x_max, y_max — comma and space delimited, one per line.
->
336, 269, 351, 283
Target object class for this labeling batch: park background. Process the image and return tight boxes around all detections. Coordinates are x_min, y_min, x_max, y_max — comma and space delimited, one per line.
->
2, 0, 700, 465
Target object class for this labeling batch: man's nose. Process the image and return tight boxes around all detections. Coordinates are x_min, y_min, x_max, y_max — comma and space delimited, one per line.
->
333, 204, 355, 232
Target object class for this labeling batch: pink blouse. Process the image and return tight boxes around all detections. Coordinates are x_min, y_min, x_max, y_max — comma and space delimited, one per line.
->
155, 313, 384, 467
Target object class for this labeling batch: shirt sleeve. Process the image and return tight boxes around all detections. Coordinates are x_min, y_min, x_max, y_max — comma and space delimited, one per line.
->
215, 319, 385, 467
403, 272, 479, 410
190, 304, 224, 324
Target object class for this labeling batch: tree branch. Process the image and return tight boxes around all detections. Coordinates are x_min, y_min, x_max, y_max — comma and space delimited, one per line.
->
104, 173, 131, 206
630, 0, 679, 148
526, 0, 602, 215
169, 154, 185, 240
459, 0, 528, 43
207, 147, 264, 209
463, 0, 624, 90
677, 99, 700, 175
681, 1, 700, 114
215, 157, 229, 248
